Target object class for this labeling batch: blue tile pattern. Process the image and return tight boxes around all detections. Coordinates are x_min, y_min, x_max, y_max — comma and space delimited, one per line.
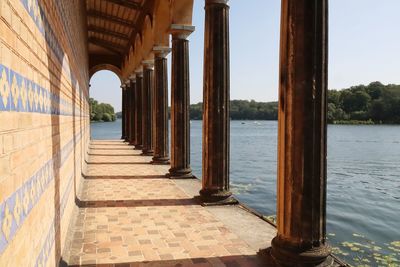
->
0, 130, 84, 255
35, 172, 74, 267
19, 0, 88, 101
0, 0, 90, 262
0, 65, 11, 111
0, 64, 78, 115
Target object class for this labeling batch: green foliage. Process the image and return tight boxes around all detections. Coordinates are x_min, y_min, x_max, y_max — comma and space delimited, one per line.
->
89, 98, 116, 122
331, 233, 400, 266
102, 113, 112, 122
329, 82, 400, 124
190, 82, 400, 124
190, 100, 278, 120
93, 112, 103, 121
262, 217, 400, 265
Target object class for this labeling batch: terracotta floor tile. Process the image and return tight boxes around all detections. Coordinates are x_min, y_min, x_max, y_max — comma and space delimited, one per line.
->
63, 141, 272, 266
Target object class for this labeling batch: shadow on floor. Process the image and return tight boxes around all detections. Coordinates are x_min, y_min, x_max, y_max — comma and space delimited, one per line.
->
82, 174, 169, 179
87, 153, 145, 157
88, 147, 136, 150
85, 161, 153, 165
75, 197, 198, 208
60, 253, 277, 267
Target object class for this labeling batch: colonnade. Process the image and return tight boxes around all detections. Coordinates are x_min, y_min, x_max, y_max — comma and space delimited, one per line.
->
120, 0, 331, 265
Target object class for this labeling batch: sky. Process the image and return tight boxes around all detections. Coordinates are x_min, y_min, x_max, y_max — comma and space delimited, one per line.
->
90, 0, 400, 112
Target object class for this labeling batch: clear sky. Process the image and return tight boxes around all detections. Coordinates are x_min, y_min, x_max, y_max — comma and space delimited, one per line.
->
90, 0, 400, 112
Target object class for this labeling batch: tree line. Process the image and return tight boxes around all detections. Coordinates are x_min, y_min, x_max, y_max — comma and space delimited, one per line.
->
89, 98, 116, 122
111, 82, 399, 124
327, 82, 400, 124
189, 100, 278, 120
189, 82, 400, 124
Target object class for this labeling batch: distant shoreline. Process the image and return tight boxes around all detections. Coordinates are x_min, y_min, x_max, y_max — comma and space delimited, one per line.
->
92, 118, 399, 125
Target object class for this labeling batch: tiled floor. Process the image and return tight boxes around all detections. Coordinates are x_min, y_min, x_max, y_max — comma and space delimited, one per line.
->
63, 140, 278, 266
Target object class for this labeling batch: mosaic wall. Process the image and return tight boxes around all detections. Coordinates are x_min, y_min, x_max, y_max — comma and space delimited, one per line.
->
0, 64, 75, 115
0, 131, 83, 254
0, 0, 90, 265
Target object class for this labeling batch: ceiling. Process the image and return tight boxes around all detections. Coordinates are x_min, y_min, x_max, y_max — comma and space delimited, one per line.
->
86, 0, 149, 72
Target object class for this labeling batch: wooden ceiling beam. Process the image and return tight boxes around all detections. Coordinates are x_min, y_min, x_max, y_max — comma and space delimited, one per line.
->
87, 10, 136, 29
104, 0, 141, 10
89, 37, 125, 55
88, 26, 129, 41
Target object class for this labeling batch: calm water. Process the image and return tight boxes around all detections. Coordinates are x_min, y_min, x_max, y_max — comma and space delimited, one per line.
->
92, 119, 400, 265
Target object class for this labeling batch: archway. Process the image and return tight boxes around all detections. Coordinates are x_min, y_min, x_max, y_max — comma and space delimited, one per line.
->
89, 70, 123, 139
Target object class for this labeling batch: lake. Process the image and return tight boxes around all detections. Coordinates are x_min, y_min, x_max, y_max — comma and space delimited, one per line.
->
91, 119, 400, 266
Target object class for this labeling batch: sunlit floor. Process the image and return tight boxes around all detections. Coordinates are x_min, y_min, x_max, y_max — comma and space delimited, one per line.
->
62, 140, 278, 266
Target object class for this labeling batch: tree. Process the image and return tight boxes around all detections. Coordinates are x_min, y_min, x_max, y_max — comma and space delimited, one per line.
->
341, 90, 371, 113
102, 113, 112, 122
186, 82, 400, 124
90, 98, 117, 122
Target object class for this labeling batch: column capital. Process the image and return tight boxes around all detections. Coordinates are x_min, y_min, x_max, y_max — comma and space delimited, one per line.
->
153, 46, 171, 58
205, 0, 229, 6
170, 24, 195, 40
121, 84, 126, 90
135, 67, 143, 77
142, 60, 154, 70
205, 0, 229, 5
129, 74, 136, 83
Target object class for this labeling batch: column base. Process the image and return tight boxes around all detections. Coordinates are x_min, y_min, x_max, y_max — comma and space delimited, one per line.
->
199, 189, 238, 206
270, 236, 333, 267
134, 145, 143, 150
151, 156, 170, 165
168, 167, 194, 179
129, 141, 136, 146
141, 149, 154, 156
121, 135, 126, 140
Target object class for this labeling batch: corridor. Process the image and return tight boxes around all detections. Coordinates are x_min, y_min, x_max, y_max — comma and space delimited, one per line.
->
62, 140, 277, 266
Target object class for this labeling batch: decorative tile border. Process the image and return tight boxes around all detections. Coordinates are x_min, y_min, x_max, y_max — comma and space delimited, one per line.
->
35, 172, 74, 267
0, 130, 84, 254
18, 0, 88, 101
0, 64, 76, 115
20, 0, 63, 63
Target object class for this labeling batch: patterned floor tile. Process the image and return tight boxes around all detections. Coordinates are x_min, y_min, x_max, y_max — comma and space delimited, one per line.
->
64, 141, 275, 266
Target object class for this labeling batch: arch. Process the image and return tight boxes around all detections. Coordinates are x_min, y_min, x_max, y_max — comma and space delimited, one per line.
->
141, 14, 155, 59
133, 33, 144, 69
89, 64, 123, 84
153, 0, 171, 46
170, 0, 194, 25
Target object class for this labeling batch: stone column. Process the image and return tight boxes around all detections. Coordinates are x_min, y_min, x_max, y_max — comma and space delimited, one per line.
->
269, 0, 332, 266
199, 0, 236, 205
121, 85, 126, 140
134, 70, 143, 150
141, 61, 154, 156
128, 76, 136, 145
121, 84, 128, 141
125, 81, 132, 143
152, 47, 171, 165
168, 25, 195, 179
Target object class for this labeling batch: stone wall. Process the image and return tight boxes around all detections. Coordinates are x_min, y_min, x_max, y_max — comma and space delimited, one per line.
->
0, 0, 89, 266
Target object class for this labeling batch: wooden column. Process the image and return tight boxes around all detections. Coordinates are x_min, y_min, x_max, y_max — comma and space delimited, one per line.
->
128, 76, 136, 145
121, 85, 126, 140
141, 61, 154, 156
134, 71, 143, 150
168, 25, 194, 179
152, 47, 171, 165
270, 0, 332, 266
199, 0, 236, 205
